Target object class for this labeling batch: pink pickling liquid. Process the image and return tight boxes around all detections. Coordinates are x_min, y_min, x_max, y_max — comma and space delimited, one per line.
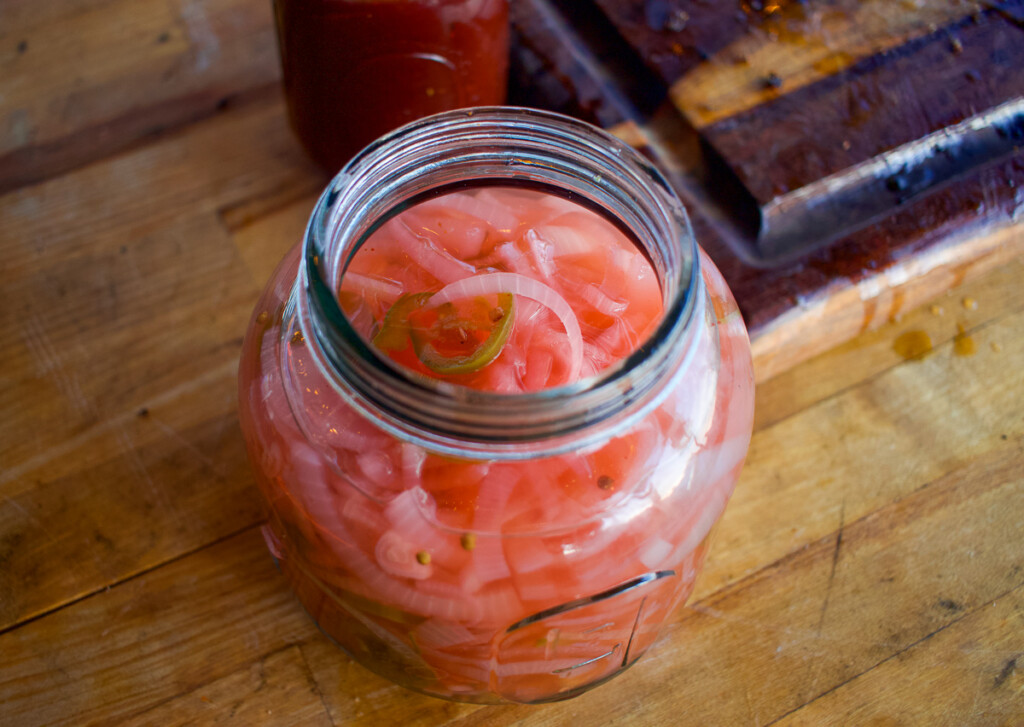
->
237, 184, 754, 702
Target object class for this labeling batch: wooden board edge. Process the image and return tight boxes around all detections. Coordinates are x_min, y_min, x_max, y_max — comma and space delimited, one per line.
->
750, 215, 1024, 382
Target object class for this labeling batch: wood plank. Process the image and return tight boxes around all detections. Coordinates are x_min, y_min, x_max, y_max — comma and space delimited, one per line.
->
0, 523, 486, 727
231, 193, 320, 287
0, 94, 314, 467
0, 0, 114, 30
744, 205, 1024, 382
593, 0, 984, 114
698, 9, 1024, 261
0, 95, 320, 630
775, 585, 1024, 726
0, 205, 248, 470
592, 0, 768, 84
0, 530, 316, 727
0, 373, 261, 631
0, 0, 280, 192
703, 305, 1024, 600
701, 9, 1024, 203
119, 646, 334, 726
668, 0, 989, 128
753, 253, 1024, 431
0, 95, 313, 459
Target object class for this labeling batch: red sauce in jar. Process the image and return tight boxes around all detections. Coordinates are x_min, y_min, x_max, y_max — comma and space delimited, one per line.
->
273, 0, 509, 172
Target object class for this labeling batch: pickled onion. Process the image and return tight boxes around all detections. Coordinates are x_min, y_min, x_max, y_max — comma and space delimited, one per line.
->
524, 229, 555, 279
375, 530, 433, 580
342, 271, 403, 300
388, 219, 477, 283
417, 190, 518, 233
430, 273, 583, 382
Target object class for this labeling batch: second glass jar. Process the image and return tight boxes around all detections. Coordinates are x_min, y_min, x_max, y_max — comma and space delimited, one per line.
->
272, 0, 509, 172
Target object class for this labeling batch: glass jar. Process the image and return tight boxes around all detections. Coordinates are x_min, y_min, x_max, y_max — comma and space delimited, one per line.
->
272, 0, 509, 172
237, 108, 754, 703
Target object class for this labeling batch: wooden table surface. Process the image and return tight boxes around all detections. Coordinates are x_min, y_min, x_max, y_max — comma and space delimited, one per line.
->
2, 1, 1022, 725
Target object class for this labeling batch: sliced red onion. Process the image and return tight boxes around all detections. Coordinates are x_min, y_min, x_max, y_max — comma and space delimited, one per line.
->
342, 271, 404, 300
375, 529, 433, 580
560, 277, 628, 316
388, 218, 477, 283
410, 617, 477, 649
417, 190, 519, 233
494, 241, 533, 277
531, 224, 594, 258
399, 442, 426, 488
429, 272, 584, 382
525, 229, 555, 279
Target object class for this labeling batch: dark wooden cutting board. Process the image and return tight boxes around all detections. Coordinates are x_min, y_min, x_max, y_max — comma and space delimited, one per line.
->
509, 0, 1024, 378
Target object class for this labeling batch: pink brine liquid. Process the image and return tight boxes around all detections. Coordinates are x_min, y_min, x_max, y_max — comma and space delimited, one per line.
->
238, 184, 754, 703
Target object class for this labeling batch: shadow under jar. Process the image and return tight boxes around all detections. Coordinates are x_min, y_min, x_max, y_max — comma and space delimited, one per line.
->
237, 108, 754, 703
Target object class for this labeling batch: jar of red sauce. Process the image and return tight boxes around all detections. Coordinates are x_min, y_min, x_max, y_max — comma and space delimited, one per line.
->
272, 0, 509, 172
238, 108, 754, 703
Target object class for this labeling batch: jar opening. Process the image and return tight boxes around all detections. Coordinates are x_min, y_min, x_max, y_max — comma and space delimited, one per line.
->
298, 107, 702, 458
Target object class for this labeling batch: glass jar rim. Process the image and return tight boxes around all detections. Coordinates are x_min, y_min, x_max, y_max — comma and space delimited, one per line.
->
297, 106, 703, 459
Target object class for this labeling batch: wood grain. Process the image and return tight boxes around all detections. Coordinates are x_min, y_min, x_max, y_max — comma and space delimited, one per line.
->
701, 9, 1024, 205
0, 0, 280, 193
701, 305, 1024, 601
119, 646, 334, 727
592, 0, 985, 114
231, 194, 321, 287
743, 199, 1024, 382
668, 0, 987, 128
0, 96, 320, 631
2, 0, 1023, 723
0, 531, 314, 727
753, 254, 1024, 431
776, 586, 1024, 726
